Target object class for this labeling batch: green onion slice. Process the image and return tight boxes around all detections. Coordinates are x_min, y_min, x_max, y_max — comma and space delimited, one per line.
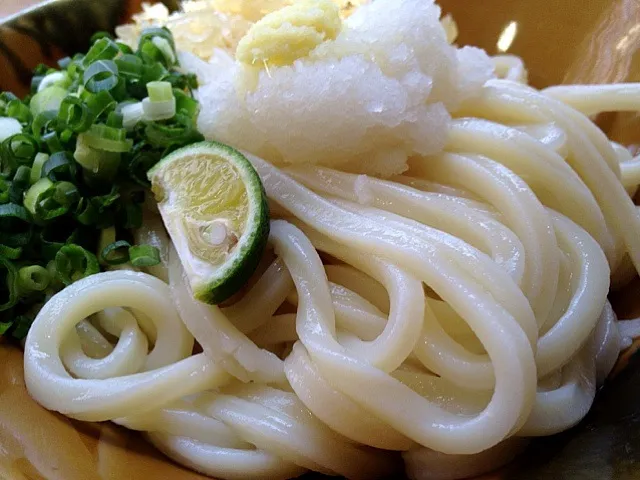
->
83, 37, 120, 67
18, 265, 50, 293
0, 244, 21, 260
129, 244, 161, 267
30, 152, 49, 184
100, 240, 131, 265
0, 117, 22, 142
83, 60, 119, 94
11, 315, 33, 340
81, 124, 133, 153
58, 96, 92, 132
0, 255, 18, 311
115, 54, 144, 79
55, 244, 99, 285
43, 151, 77, 182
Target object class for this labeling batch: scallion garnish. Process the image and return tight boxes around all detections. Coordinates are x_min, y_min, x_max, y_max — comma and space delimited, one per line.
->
58, 96, 92, 133
55, 244, 100, 286
81, 124, 133, 153
129, 244, 161, 267
0, 27, 200, 340
83, 60, 120, 93
100, 240, 132, 265
0, 255, 19, 311
17, 265, 51, 293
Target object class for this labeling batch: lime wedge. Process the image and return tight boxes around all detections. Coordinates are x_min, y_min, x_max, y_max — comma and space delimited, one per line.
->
148, 141, 269, 304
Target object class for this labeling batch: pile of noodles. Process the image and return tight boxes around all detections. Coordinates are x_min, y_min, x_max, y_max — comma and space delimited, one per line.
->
23, 0, 640, 479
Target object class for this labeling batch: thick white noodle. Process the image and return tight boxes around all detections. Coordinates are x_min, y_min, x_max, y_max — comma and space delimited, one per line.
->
23, 68, 640, 480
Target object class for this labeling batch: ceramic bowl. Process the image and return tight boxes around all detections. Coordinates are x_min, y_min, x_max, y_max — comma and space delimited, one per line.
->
1, 1, 640, 479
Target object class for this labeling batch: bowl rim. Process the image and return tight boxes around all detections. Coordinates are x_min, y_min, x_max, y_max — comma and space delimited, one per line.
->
0, 0, 61, 26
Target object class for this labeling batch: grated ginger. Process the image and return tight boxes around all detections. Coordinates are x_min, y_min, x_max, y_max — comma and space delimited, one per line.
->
236, 0, 342, 67
115, 0, 366, 60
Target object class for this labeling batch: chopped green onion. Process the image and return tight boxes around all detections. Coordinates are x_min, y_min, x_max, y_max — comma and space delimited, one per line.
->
128, 150, 161, 186
6, 100, 32, 124
60, 129, 74, 143
54, 244, 99, 285
97, 226, 116, 262
120, 202, 143, 229
152, 37, 177, 65
174, 89, 200, 117
81, 124, 133, 153
142, 97, 176, 121
100, 239, 131, 265
58, 56, 72, 69
46, 258, 58, 281
83, 37, 120, 67
106, 111, 123, 128
42, 131, 64, 153
10, 166, 31, 204
37, 72, 70, 92
53, 181, 79, 207
0, 254, 18, 311
0, 92, 18, 108
115, 54, 144, 79
0, 203, 32, 248
31, 111, 58, 141
58, 96, 92, 132
43, 151, 76, 182
11, 315, 33, 340
0, 244, 21, 260
93, 186, 121, 210
90, 31, 113, 43
73, 134, 99, 172
138, 27, 175, 50
30, 75, 44, 94
0, 229, 32, 248
0, 117, 23, 142
144, 114, 204, 148
2, 133, 38, 173
129, 244, 161, 267
76, 150, 123, 184
0, 26, 202, 340
116, 42, 133, 54
109, 77, 129, 102
141, 62, 168, 84
24, 178, 78, 223
30, 152, 49, 184
0, 320, 12, 336
17, 265, 50, 293
29, 85, 67, 117
13, 166, 31, 189
138, 27, 177, 67
39, 219, 77, 259
75, 198, 100, 226
83, 60, 119, 93
147, 81, 173, 102
0, 179, 9, 204
24, 177, 54, 217
0, 202, 30, 223
84, 90, 117, 119
167, 71, 198, 92
122, 102, 144, 129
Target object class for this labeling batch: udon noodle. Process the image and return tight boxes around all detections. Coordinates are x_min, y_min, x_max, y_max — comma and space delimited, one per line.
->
21, 0, 640, 479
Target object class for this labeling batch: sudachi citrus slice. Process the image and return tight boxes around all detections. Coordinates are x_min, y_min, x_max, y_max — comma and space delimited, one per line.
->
148, 141, 269, 304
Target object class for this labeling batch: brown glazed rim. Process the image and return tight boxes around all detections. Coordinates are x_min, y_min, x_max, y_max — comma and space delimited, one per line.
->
0, 0, 178, 96
2, 1, 640, 479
